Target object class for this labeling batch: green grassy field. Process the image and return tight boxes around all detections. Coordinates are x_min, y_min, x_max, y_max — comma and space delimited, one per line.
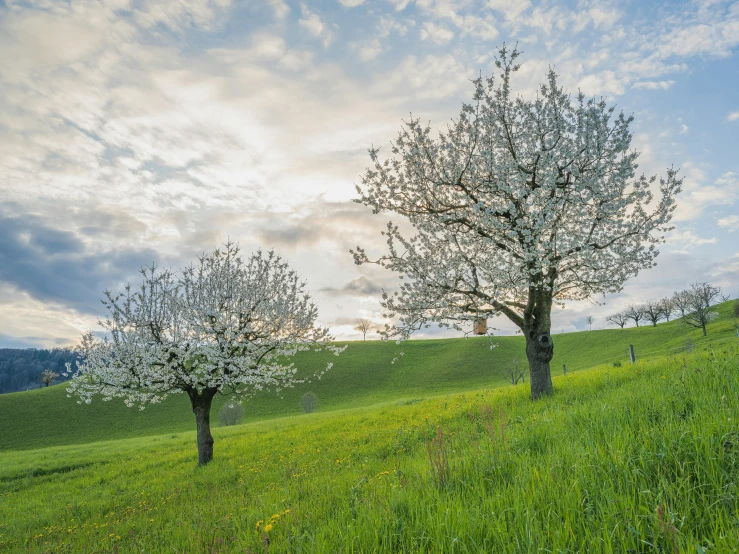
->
1, 341, 738, 552
1, 301, 737, 452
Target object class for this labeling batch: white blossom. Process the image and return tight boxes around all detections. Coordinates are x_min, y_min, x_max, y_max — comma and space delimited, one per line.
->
66, 242, 343, 409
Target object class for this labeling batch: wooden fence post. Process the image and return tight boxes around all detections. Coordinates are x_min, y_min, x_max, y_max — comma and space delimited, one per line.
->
629, 344, 635, 364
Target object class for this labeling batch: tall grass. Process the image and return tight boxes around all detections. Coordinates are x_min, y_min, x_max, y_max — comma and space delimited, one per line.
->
1, 344, 738, 552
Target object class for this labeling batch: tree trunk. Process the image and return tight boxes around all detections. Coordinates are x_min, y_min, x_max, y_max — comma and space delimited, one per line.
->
702, 323, 707, 337
525, 329, 554, 399
188, 387, 217, 465
522, 288, 555, 400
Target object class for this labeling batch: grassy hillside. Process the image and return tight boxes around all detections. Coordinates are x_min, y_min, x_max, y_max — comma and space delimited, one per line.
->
1, 345, 738, 552
1, 300, 736, 452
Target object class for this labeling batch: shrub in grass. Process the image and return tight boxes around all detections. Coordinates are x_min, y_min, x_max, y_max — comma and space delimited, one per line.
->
685, 338, 695, 353
301, 392, 318, 413
218, 403, 244, 426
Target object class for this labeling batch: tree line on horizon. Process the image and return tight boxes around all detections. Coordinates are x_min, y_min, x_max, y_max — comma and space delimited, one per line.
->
605, 282, 733, 336
0, 348, 79, 394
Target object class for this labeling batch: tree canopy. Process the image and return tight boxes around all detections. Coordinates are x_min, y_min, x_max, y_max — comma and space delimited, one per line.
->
66, 242, 341, 464
353, 47, 681, 398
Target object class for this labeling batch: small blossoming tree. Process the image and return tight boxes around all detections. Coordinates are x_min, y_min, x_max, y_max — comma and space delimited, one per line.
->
352, 47, 681, 399
39, 369, 59, 387
66, 242, 342, 465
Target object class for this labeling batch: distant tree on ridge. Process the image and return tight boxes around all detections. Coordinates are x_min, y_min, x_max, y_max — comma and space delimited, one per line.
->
606, 312, 629, 329
354, 318, 373, 341
682, 282, 722, 337
39, 369, 59, 387
624, 304, 646, 328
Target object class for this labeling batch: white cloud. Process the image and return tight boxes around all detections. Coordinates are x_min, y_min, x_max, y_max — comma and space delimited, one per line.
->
715, 172, 739, 197
249, 33, 287, 61
268, 0, 290, 19
487, 0, 532, 22
504, 0, 739, 98
0, 284, 98, 347
387, 0, 413, 10
711, 253, 739, 293
569, 3, 622, 34
278, 49, 315, 71
299, 6, 324, 36
377, 15, 411, 37
522, 6, 568, 35
577, 70, 626, 96
420, 21, 455, 44
372, 54, 474, 101
674, 170, 739, 222
586, 5, 621, 29
666, 229, 718, 253
354, 39, 384, 61
133, 0, 231, 32
413, 1, 497, 41
632, 80, 675, 90
208, 44, 314, 71
728, 111, 739, 121
299, 4, 333, 47
458, 15, 498, 40
0, 10, 114, 81
655, 6, 739, 59
718, 215, 739, 231
338, 0, 366, 6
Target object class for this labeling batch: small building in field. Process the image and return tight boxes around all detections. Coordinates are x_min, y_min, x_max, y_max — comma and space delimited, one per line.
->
473, 318, 487, 335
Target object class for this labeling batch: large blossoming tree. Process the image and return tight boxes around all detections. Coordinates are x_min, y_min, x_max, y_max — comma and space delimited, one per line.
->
66, 243, 341, 465
352, 47, 681, 399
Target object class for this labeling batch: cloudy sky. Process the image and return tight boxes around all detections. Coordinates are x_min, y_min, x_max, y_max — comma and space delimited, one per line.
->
0, 0, 738, 348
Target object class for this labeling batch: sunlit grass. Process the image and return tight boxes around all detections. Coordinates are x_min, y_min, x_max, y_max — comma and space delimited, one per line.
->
2, 342, 738, 552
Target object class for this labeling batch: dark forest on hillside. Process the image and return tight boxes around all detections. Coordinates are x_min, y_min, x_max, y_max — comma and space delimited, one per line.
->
0, 348, 79, 394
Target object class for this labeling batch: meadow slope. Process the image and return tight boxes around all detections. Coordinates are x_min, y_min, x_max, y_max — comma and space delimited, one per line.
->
1, 344, 738, 552
1, 300, 737, 451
